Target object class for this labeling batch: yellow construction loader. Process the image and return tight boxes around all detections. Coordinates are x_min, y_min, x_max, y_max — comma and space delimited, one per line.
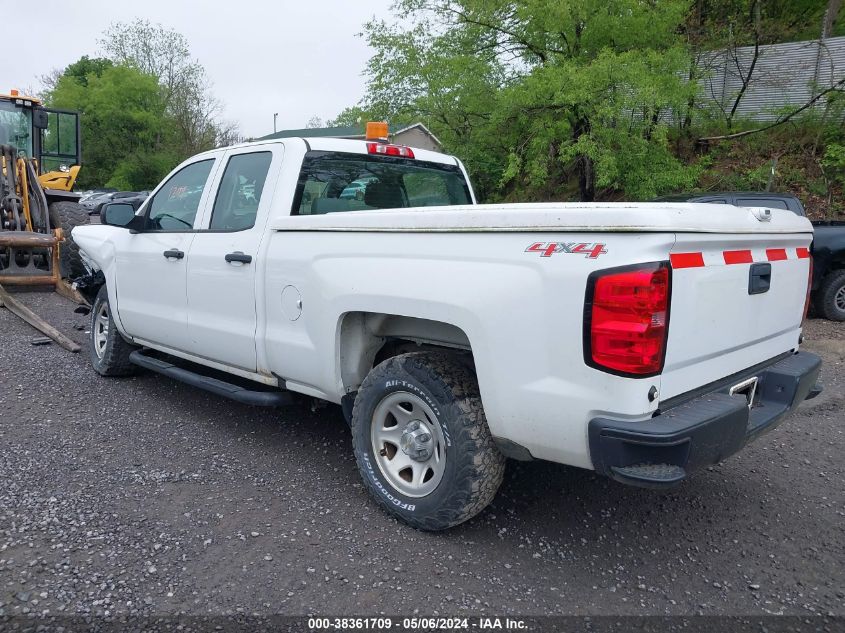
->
0, 90, 89, 352
0, 89, 90, 287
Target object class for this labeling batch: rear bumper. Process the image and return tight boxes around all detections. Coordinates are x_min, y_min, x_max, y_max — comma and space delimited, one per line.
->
589, 351, 822, 488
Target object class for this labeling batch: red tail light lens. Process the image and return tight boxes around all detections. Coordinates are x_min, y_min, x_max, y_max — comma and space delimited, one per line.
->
367, 142, 415, 159
585, 263, 671, 377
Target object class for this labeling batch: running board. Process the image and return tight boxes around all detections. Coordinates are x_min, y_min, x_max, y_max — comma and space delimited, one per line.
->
129, 350, 294, 407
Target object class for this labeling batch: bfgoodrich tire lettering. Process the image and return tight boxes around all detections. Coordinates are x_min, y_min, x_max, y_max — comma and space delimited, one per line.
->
351, 351, 505, 531
90, 285, 137, 376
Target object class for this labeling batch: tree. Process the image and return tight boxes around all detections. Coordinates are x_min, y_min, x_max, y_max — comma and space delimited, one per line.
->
43, 22, 239, 189
361, 0, 698, 201
329, 106, 370, 127
688, 0, 839, 45
101, 20, 196, 107
40, 56, 113, 96
62, 56, 114, 88
48, 63, 174, 189
100, 19, 234, 155
821, 0, 843, 38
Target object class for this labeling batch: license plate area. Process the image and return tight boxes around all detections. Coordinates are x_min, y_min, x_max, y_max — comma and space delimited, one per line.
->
729, 376, 758, 409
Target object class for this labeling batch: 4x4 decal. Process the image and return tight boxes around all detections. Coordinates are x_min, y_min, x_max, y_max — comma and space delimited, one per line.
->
525, 242, 608, 259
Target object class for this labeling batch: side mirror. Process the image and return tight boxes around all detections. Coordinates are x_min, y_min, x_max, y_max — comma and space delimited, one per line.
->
101, 202, 137, 228
32, 109, 49, 130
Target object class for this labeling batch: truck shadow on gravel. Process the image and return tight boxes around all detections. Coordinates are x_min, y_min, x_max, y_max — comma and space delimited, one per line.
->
127, 370, 784, 547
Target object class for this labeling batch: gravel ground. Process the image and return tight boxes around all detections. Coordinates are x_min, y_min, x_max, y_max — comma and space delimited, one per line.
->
0, 291, 843, 621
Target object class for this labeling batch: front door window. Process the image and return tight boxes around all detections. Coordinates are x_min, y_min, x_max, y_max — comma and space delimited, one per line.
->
147, 159, 215, 231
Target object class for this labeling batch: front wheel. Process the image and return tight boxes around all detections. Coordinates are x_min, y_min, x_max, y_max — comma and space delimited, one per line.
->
90, 285, 137, 376
351, 352, 505, 531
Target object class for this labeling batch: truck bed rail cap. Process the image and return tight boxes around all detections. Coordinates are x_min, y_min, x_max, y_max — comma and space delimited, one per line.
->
272, 203, 814, 234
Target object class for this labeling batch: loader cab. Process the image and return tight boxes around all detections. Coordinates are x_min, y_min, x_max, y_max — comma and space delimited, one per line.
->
0, 97, 34, 157
0, 92, 81, 192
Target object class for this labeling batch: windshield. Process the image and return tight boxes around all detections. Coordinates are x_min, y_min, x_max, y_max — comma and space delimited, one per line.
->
294, 151, 472, 215
0, 101, 33, 157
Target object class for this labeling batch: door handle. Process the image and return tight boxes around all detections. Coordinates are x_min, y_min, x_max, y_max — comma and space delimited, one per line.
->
163, 249, 184, 260
748, 262, 771, 295
225, 252, 253, 264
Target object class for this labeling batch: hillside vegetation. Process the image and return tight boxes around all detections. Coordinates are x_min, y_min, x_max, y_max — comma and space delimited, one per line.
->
335, 0, 845, 216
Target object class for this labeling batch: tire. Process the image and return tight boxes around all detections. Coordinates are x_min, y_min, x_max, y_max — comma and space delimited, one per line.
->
815, 269, 845, 321
48, 201, 90, 279
351, 351, 505, 531
90, 285, 137, 376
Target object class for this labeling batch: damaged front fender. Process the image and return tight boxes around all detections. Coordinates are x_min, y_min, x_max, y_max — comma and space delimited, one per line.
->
71, 270, 105, 306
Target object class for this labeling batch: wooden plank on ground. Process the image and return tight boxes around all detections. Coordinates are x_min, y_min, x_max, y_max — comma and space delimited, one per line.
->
55, 279, 89, 306
0, 284, 81, 353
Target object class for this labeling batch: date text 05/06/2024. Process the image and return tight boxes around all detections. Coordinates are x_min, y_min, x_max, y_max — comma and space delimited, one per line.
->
306, 616, 528, 630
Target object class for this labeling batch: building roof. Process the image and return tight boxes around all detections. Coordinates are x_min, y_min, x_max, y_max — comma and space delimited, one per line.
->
393, 122, 443, 148
259, 125, 365, 141
258, 122, 441, 145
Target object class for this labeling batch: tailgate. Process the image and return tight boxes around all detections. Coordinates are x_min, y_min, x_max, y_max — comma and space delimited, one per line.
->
661, 228, 812, 401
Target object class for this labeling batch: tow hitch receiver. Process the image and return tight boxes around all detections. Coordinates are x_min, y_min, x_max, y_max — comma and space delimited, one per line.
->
729, 376, 758, 409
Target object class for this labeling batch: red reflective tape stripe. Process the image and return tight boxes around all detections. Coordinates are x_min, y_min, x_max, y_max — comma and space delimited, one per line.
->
766, 248, 788, 261
670, 252, 705, 269
796, 247, 810, 259
723, 250, 753, 265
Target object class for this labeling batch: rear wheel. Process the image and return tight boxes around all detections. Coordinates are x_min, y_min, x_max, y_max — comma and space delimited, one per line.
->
90, 285, 137, 376
48, 201, 90, 278
351, 351, 505, 531
815, 269, 845, 322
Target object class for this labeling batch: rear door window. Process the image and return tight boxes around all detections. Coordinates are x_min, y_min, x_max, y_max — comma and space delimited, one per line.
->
209, 152, 272, 231
293, 151, 471, 215
736, 198, 790, 210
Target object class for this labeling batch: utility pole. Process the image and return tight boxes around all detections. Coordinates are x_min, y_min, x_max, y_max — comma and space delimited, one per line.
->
273, 113, 278, 134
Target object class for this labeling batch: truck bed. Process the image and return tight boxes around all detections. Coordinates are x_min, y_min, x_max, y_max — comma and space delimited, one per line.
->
273, 202, 811, 234
263, 201, 812, 467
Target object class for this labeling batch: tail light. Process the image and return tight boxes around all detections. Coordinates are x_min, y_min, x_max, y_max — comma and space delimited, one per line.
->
803, 257, 813, 323
367, 142, 415, 159
584, 262, 671, 377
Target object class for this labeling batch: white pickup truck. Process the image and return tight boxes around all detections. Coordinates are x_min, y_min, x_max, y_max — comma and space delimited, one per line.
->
72, 135, 822, 531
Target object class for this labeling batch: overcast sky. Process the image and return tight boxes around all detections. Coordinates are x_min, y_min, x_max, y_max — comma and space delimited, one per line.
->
2, 0, 394, 138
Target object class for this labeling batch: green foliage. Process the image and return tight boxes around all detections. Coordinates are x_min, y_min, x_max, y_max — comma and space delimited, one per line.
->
687, 0, 844, 46
44, 21, 236, 190
743, 163, 773, 189
60, 56, 113, 88
49, 64, 174, 189
328, 106, 370, 127
105, 151, 180, 191
335, 0, 844, 205
822, 143, 845, 187
358, 0, 700, 201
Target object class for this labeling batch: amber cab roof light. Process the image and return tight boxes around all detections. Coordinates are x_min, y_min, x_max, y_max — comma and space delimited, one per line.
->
365, 121, 389, 141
